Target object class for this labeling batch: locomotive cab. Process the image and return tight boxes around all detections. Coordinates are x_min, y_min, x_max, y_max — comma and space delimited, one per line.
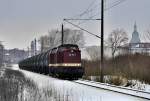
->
54, 44, 84, 79
59, 44, 81, 65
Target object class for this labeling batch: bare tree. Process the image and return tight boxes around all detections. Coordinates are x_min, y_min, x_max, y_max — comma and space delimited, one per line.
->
143, 29, 150, 42
141, 30, 150, 54
108, 28, 128, 58
40, 35, 51, 52
48, 29, 61, 48
146, 30, 150, 39
86, 46, 100, 61
67, 29, 85, 47
39, 29, 85, 52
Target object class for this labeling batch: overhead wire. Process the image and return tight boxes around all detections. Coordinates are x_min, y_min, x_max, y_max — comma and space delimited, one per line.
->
70, 0, 98, 18
69, 0, 99, 25
104, 0, 127, 11
64, 0, 127, 46
64, 19, 112, 45
64, 0, 127, 28
77, 0, 127, 25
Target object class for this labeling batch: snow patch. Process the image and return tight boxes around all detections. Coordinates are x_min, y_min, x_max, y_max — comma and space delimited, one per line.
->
20, 70, 149, 101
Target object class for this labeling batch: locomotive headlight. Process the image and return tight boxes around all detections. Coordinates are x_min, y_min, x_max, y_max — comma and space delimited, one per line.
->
49, 63, 81, 67
77, 63, 81, 66
63, 63, 81, 66
64, 64, 68, 66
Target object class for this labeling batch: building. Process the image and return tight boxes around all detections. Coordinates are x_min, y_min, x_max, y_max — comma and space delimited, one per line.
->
130, 22, 141, 44
30, 39, 37, 57
120, 22, 150, 54
0, 43, 4, 67
4, 48, 28, 64
129, 23, 150, 54
31, 40, 34, 56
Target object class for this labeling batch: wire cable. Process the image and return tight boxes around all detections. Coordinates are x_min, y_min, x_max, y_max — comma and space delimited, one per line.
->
71, 0, 127, 25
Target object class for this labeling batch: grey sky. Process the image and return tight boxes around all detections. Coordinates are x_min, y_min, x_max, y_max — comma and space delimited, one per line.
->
0, 0, 150, 49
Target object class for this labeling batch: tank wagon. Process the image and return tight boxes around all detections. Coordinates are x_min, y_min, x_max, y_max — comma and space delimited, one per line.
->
19, 44, 84, 79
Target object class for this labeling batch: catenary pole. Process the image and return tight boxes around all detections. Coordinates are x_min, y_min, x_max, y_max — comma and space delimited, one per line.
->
100, 0, 104, 82
62, 24, 64, 45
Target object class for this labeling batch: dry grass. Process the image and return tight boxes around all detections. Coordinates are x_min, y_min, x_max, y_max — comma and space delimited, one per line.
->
83, 53, 150, 84
0, 69, 39, 101
0, 68, 76, 101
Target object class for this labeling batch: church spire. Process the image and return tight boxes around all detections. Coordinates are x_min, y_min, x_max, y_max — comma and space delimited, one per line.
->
134, 21, 137, 32
130, 21, 141, 43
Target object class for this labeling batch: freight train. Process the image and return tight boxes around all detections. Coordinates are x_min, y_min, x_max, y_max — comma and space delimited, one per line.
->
19, 44, 84, 79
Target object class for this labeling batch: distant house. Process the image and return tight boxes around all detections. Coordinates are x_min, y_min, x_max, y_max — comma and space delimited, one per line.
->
4, 48, 28, 64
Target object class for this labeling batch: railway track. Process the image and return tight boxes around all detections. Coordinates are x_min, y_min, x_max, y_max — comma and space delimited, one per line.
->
74, 79, 150, 100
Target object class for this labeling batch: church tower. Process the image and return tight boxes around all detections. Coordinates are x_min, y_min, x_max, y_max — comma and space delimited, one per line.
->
130, 22, 141, 43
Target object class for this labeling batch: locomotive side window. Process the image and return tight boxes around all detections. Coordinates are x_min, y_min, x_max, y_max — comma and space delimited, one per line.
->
69, 53, 76, 56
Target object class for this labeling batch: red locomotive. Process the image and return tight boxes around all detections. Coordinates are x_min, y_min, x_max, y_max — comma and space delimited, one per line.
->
19, 44, 84, 79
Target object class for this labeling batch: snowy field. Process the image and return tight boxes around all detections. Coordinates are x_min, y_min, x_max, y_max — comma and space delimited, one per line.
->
0, 68, 5, 77
75, 80, 150, 100
8, 65, 148, 101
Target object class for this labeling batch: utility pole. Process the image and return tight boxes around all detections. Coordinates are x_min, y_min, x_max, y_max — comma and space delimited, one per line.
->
27, 47, 30, 57
100, 0, 104, 82
61, 24, 64, 45
34, 38, 37, 55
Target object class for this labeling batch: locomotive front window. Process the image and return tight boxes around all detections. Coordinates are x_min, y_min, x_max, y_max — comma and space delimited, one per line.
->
59, 46, 78, 51
69, 46, 78, 50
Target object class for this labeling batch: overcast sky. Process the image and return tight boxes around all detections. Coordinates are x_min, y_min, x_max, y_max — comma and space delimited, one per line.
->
0, 0, 150, 49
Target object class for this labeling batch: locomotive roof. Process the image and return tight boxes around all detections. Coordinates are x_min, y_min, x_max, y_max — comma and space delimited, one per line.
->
58, 44, 78, 48
19, 44, 79, 63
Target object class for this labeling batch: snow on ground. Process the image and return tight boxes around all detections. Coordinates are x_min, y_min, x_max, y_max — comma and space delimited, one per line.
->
9, 65, 150, 101
127, 80, 150, 93
89, 75, 150, 93
145, 85, 150, 93
76, 80, 150, 100
11, 64, 19, 70
14, 69, 148, 101
0, 68, 5, 77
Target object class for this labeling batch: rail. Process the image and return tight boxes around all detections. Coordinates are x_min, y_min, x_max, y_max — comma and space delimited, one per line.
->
74, 79, 150, 100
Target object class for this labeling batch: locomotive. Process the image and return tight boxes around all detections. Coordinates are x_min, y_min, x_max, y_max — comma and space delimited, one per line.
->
19, 44, 84, 79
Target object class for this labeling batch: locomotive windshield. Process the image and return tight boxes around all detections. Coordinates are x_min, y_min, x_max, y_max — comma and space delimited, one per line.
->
58, 44, 79, 51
